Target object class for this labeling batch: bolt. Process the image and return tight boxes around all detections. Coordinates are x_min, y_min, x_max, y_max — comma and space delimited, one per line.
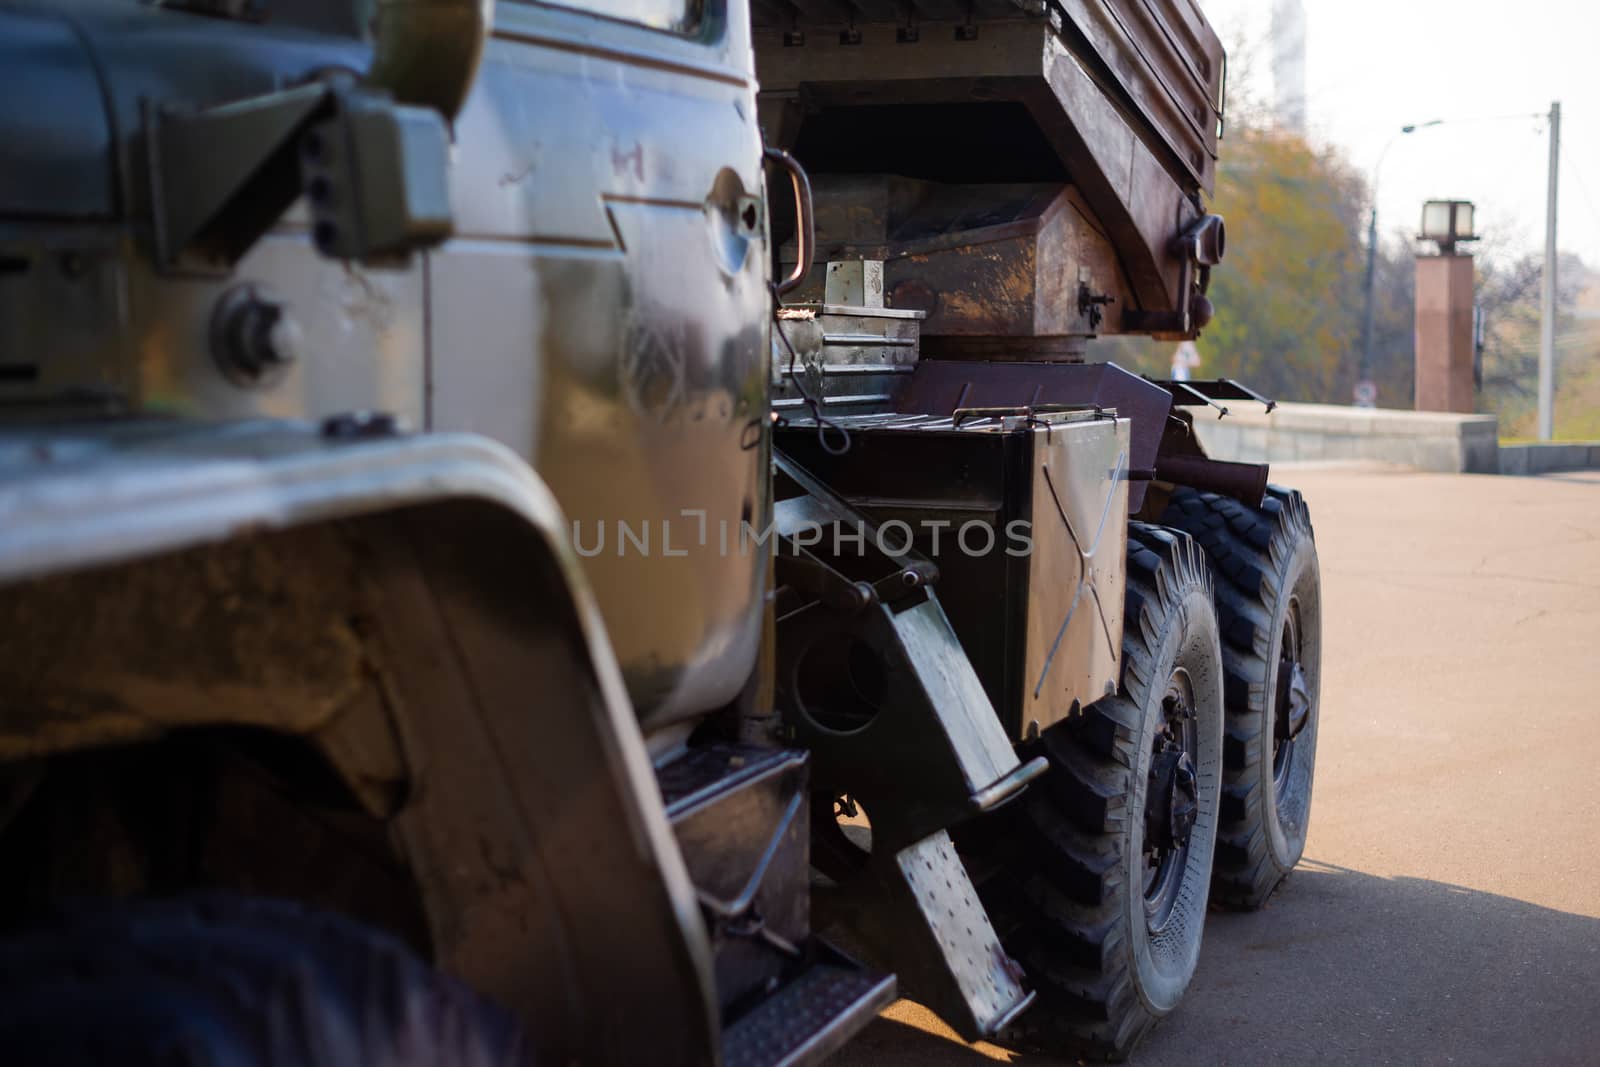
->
322, 410, 401, 440
210, 284, 301, 387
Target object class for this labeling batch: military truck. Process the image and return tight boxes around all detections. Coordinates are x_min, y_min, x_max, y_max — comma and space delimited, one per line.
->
0, 0, 1320, 1063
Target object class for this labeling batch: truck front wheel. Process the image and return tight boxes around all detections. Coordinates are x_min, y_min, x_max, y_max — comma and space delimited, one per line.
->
956, 523, 1224, 1060
1160, 485, 1322, 908
0, 894, 532, 1067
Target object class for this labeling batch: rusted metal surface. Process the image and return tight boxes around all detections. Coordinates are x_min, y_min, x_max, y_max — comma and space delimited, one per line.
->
751, 1, 1222, 193
894, 359, 1172, 510
755, 11, 1225, 338
1051, 0, 1225, 190
781, 179, 1132, 347
1154, 453, 1269, 508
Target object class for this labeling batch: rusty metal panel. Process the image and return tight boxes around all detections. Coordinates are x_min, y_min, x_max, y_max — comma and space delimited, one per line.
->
895, 358, 1172, 510
780, 180, 1134, 345
1054, 0, 1224, 192
753, 0, 1223, 194
755, 18, 1210, 323
1032, 27, 1197, 308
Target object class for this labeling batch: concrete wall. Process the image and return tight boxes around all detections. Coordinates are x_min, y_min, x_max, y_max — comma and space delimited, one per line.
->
1498, 442, 1600, 476
1188, 402, 1600, 476
1192, 402, 1502, 473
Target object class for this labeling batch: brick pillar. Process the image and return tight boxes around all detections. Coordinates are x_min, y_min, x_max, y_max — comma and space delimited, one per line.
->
1414, 254, 1476, 413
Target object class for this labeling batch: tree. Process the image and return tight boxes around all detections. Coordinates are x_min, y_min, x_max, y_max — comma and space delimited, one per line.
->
1366, 227, 1418, 408
1094, 26, 1416, 407
1476, 249, 1593, 436
1197, 129, 1367, 401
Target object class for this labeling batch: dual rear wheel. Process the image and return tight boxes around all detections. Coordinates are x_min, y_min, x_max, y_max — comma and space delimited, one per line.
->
960, 488, 1321, 1060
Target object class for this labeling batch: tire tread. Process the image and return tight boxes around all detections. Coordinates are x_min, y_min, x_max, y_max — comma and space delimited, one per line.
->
0, 894, 531, 1067
1160, 485, 1316, 908
958, 524, 1216, 1061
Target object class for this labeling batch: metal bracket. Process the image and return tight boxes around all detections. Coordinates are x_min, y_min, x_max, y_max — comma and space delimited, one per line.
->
1146, 376, 1277, 416
147, 82, 330, 272
773, 449, 1045, 853
1121, 213, 1226, 336
146, 81, 452, 273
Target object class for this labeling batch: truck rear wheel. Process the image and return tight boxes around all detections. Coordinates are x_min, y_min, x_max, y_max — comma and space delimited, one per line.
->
956, 523, 1223, 1060
0, 894, 531, 1067
1160, 486, 1322, 908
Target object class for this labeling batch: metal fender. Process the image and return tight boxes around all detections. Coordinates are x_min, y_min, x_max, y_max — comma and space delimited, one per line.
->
0, 418, 718, 1065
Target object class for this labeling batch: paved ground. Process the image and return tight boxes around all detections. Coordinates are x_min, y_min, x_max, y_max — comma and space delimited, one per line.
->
832, 466, 1600, 1066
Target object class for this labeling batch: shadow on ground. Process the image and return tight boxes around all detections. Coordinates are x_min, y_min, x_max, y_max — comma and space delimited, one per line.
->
830, 861, 1600, 1066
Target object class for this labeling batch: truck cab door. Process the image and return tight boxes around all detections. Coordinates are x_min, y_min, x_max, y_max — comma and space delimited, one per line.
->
430, 0, 773, 728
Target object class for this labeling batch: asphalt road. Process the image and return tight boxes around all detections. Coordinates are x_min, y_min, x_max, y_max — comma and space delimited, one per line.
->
831, 465, 1600, 1067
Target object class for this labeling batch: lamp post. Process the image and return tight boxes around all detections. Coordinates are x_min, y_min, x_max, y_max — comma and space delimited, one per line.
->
1357, 120, 1442, 406
1537, 101, 1560, 441
1414, 200, 1479, 414
1418, 200, 1477, 253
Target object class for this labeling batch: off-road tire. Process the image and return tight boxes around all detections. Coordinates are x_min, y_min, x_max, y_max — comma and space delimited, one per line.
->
1159, 485, 1322, 908
0, 894, 531, 1067
954, 523, 1224, 1061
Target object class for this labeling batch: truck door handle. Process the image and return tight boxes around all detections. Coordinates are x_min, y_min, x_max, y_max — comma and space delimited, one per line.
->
764, 147, 813, 296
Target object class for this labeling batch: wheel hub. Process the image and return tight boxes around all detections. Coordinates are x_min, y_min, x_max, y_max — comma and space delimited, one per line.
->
1146, 744, 1199, 852
1276, 660, 1311, 741
1144, 686, 1199, 926
1273, 603, 1311, 791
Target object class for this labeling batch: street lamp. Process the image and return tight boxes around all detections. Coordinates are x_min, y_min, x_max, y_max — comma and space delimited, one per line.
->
1418, 199, 1477, 254
1357, 120, 1443, 406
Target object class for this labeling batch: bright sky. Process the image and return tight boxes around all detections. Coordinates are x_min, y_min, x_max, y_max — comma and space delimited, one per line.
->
1200, 0, 1600, 267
